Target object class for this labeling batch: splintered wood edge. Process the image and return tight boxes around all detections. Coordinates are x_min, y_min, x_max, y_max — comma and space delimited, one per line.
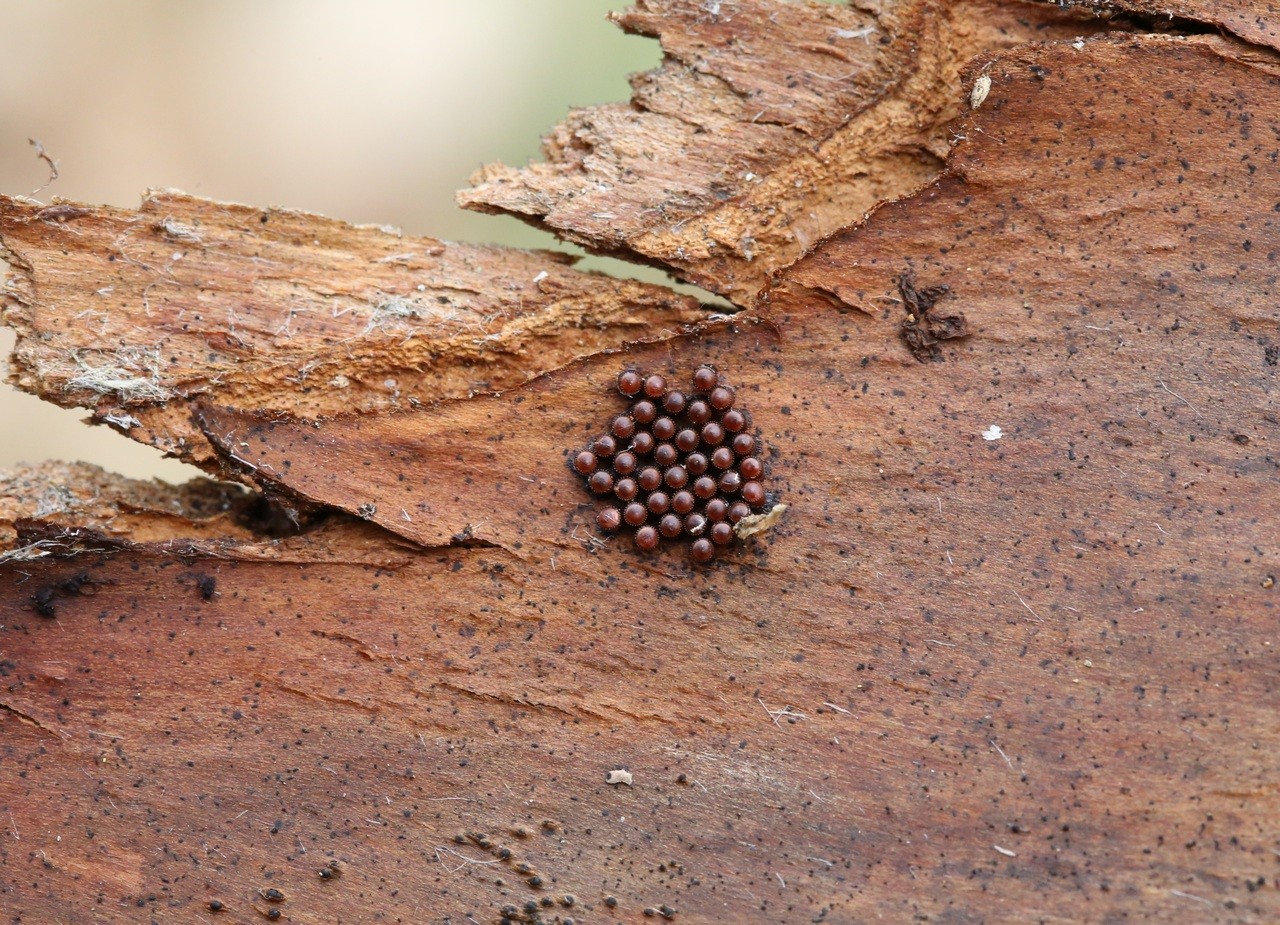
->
0, 190, 707, 477
0, 460, 416, 565
460, 0, 1125, 303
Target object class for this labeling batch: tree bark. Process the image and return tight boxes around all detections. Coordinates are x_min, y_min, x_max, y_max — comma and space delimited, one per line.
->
2, 2, 1277, 923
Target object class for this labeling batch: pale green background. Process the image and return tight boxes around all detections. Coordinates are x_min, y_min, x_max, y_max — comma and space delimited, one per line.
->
0, 1, 661, 482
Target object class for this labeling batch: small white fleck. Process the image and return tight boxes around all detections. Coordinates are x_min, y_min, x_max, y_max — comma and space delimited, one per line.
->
533, 270, 549, 284
993, 844, 1017, 857
1083, 659, 1093, 668
982, 425, 1003, 441
605, 769, 633, 786
1072, 36, 1086, 50
329, 374, 350, 389
833, 26, 875, 41
102, 412, 141, 430
970, 75, 991, 110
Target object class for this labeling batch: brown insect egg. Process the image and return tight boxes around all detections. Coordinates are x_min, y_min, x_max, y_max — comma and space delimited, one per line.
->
618, 369, 643, 397
612, 415, 636, 439
631, 400, 657, 425
588, 364, 777, 558
637, 466, 663, 492
711, 447, 735, 470
652, 417, 676, 441
690, 537, 715, 563
709, 386, 734, 411
686, 400, 712, 425
741, 480, 766, 507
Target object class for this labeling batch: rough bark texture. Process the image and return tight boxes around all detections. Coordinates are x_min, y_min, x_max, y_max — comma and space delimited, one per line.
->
1064, 0, 1280, 51
2, 3, 1279, 925
462, 0, 1122, 306
0, 192, 704, 475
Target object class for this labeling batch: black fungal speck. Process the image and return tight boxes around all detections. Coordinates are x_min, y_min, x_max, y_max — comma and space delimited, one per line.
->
31, 586, 57, 617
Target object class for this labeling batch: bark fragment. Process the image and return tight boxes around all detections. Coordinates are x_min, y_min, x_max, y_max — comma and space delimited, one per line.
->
462, 0, 1113, 304
0, 460, 417, 566
0, 461, 254, 560
1055, 0, 1280, 51
0, 191, 704, 475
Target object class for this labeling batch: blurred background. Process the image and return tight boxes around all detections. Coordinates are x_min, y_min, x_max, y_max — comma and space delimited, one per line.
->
0, 0, 660, 482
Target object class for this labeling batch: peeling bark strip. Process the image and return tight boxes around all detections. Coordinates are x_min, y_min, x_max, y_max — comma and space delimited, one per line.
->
1057, 0, 1280, 52
0, 191, 704, 474
0, 461, 419, 567
0, 462, 254, 560
4, 6, 1280, 925
462, 0, 1114, 305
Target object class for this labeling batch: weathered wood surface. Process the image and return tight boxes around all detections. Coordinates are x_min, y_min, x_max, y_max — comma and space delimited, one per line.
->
1061, 0, 1280, 51
0, 192, 703, 476
2, 2, 1279, 924
462, 0, 1115, 305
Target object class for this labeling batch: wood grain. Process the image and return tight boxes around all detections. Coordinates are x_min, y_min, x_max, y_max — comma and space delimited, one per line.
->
462, 0, 1112, 305
0, 192, 704, 476
2, 5, 1279, 925
1057, 0, 1280, 52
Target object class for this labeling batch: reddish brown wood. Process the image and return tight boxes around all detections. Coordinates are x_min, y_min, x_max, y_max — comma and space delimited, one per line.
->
2, 5, 1279, 925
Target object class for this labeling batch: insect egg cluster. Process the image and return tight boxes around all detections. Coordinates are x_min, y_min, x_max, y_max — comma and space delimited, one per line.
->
573, 365, 768, 563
